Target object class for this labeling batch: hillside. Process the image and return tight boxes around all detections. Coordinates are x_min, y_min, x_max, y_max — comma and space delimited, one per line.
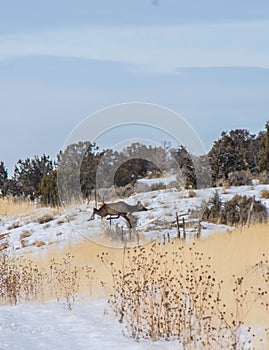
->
0, 183, 269, 349
0, 182, 269, 254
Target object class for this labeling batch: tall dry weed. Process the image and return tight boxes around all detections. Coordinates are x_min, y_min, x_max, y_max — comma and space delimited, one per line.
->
97, 224, 269, 348
0, 197, 36, 217
0, 252, 95, 309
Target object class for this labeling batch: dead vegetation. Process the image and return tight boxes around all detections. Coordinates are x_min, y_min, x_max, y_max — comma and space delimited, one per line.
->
99, 225, 269, 348
0, 196, 36, 217
260, 189, 269, 199
0, 252, 95, 310
202, 192, 268, 225
1, 220, 269, 347
36, 213, 55, 224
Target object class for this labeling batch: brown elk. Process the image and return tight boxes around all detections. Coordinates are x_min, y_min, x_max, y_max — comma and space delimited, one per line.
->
89, 201, 148, 228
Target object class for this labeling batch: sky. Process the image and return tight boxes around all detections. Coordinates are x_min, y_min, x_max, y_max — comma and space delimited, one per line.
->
1, 0, 269, 175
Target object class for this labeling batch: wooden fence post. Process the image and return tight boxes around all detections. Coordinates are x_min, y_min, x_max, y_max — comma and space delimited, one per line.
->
197, 220, 201, 239
121, 226, 124, 243
183, 217, 186, 240
176, 212, 180, 239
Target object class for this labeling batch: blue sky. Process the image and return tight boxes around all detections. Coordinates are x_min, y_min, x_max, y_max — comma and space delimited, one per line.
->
1, 0, 269, 175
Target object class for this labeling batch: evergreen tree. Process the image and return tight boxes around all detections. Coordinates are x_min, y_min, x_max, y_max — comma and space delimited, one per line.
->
208, 129, 258, 184
0, 161, 8, 196
13, 154, 54, 197
39, 170, 60, 207
80, 143, 104, 199
57, 142, 104, 202
258, 121, 269, 173
171, 146, 197, 189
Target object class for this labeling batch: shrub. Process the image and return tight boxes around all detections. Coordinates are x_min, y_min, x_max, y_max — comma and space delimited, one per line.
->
20, 230, 32, 239
117, 184, 135, 197
150, 182, 166, 191
33, 240, 45, 247
188, 189, 196, 198
202, 193, 268, 225
222, 181, 231, 190
100, 242, 269, 347
258, 171, 269, 184
228, 170, 253, 186
202, 191, 222, 223
36, 213, 54, 224
0, 252, 94, 309
260, 189, 269, 199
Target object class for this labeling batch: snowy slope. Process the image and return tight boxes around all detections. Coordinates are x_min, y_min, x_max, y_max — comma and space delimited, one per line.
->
0, 184, 269, 254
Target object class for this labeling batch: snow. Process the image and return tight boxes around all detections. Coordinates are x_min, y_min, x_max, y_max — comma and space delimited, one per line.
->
0, 182, 269, 349
1, 183, 269, 253
0, 299, 181, 350
136, 175, 177, 185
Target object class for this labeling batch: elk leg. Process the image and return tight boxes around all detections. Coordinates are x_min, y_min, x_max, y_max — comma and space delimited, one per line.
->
122, 214, 132, 229
88, 211, 95, 221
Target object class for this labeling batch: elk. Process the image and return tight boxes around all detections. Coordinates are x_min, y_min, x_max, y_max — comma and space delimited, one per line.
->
89, 201, 148, 228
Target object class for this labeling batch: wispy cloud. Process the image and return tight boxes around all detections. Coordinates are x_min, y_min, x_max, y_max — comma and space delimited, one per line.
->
1, 21, 269, 73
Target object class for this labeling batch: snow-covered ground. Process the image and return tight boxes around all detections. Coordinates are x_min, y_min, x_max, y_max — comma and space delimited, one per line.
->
0, 299, 182, 350
0, 182, 269, 349
0, 183, 269, 254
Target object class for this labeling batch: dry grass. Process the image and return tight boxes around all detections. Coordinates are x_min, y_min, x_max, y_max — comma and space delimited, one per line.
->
33, 240, 46, 247
0, 197, 63, 227
29, 224, 269, 308
35, 213, 55, 224
0, 251, 95, 310
260, 189, 269, 199
3, 223, 269, 346
223, 181, 231, 190
20, 230, 32, 239
188, 189, 196, 198
96, 224, 269, 346
0, 197, 36, 217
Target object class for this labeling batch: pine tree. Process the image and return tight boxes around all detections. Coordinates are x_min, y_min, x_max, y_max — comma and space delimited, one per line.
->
208, 129, 258, 184
39, 170, 60, 207
258, 121, 269, 173
0, 161, 8, 195
172, 146, 197, 189
13, 155, 53, 197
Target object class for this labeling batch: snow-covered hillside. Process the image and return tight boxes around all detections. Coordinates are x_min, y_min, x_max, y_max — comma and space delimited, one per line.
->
0, 183, 269, 254
0, 183, 269, 349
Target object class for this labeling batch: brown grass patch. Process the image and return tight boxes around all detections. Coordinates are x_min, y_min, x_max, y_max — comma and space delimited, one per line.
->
29, 224, 269, 307
0, 242, 9, 251
0, 197, 36, 217
260, 189, 269, 199
188, 189, 196, 197
5, 223, 269, 345
35, 213, 55, 224
20, 230, 32, 239
33, 240, 46, 247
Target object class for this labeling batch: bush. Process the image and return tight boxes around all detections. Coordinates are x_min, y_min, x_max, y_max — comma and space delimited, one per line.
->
202, 193, 268, 225
188, 189, 196, 198
228, 170, 253, 186
39, 170, 60, 207
36, 213, 54, 224
150, 182, 166, 191
258, 171, 269, 184
260, 189, 269, 199
100, 242, 269, 347
0, 252, 94, 309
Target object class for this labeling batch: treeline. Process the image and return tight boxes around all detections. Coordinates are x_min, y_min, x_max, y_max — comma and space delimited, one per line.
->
0, 122, 268, 207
